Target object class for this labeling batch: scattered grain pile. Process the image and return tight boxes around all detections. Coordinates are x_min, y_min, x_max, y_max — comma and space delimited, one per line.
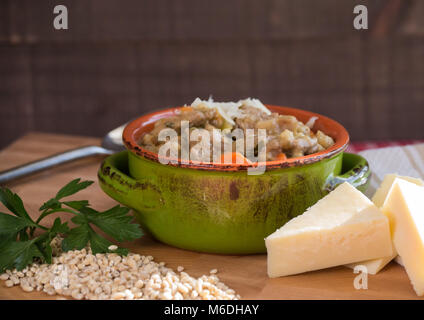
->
0, 237, 239, 300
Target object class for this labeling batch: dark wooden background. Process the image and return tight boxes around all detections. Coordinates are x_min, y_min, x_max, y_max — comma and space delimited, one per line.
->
0, 0, 423, 149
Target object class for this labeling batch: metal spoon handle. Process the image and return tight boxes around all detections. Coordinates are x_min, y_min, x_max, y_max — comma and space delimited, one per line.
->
0, 146, 113, 185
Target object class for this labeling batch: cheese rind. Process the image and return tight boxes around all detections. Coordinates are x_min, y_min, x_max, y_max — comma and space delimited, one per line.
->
346, 174, 424, 274
266, 182, 393, 278
382, 179, 424, 296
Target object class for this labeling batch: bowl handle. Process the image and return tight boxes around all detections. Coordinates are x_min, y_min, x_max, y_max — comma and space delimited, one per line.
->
324, 152, 370, 193
98, 151, 163, 212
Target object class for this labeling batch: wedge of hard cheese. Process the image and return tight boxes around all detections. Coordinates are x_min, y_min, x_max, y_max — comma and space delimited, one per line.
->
372, 174, 424, 208
266, 182, 393, 278
395, 256, 404, 267
346, 174, 424, 274
382, 179, 424, 296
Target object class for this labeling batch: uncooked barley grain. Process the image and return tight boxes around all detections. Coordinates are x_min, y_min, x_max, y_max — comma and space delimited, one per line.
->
0, 237, 239, 300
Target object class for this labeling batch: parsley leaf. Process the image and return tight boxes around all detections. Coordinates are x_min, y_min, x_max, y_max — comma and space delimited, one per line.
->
84, 205, 142, 242
61, 225, 90, 251
36, 218, 70, 264
0, 212, 35, 236
62, 225, 128, 255
62, 200, 89, 211
60, 204, 141, 254
89, 231, 128, 255
55, 179, 94, 201
0, 233, 18, 247
0, 188, 33, 221
0, 239, 43, 271
39, 179, 93, 211
0, 179, 143, 273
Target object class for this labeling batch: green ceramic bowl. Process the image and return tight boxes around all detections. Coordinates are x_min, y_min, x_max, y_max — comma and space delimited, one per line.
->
98, 105, 370, 254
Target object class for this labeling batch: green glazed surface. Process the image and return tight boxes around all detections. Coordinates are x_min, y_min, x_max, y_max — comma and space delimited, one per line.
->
98, 151, 370, 254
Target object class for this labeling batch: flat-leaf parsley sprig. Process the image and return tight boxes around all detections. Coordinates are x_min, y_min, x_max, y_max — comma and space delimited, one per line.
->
0, 179, 143, 273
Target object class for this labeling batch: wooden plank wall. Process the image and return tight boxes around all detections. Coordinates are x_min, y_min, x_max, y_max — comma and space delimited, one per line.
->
0, 0, 423, 149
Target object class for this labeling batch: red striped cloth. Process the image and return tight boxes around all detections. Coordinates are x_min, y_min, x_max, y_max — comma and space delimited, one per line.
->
347, 140, 424, 153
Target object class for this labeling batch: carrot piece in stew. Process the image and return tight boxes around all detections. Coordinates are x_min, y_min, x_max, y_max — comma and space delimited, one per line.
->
220, 152, 252, 164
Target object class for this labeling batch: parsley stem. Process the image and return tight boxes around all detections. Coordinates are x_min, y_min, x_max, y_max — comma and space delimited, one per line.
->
30, 208, 77, 237
35, 208, 79, 225
28, 223, 49, 238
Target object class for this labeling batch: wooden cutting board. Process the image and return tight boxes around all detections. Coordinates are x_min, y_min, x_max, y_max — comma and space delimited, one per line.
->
0, 132, 421, 300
